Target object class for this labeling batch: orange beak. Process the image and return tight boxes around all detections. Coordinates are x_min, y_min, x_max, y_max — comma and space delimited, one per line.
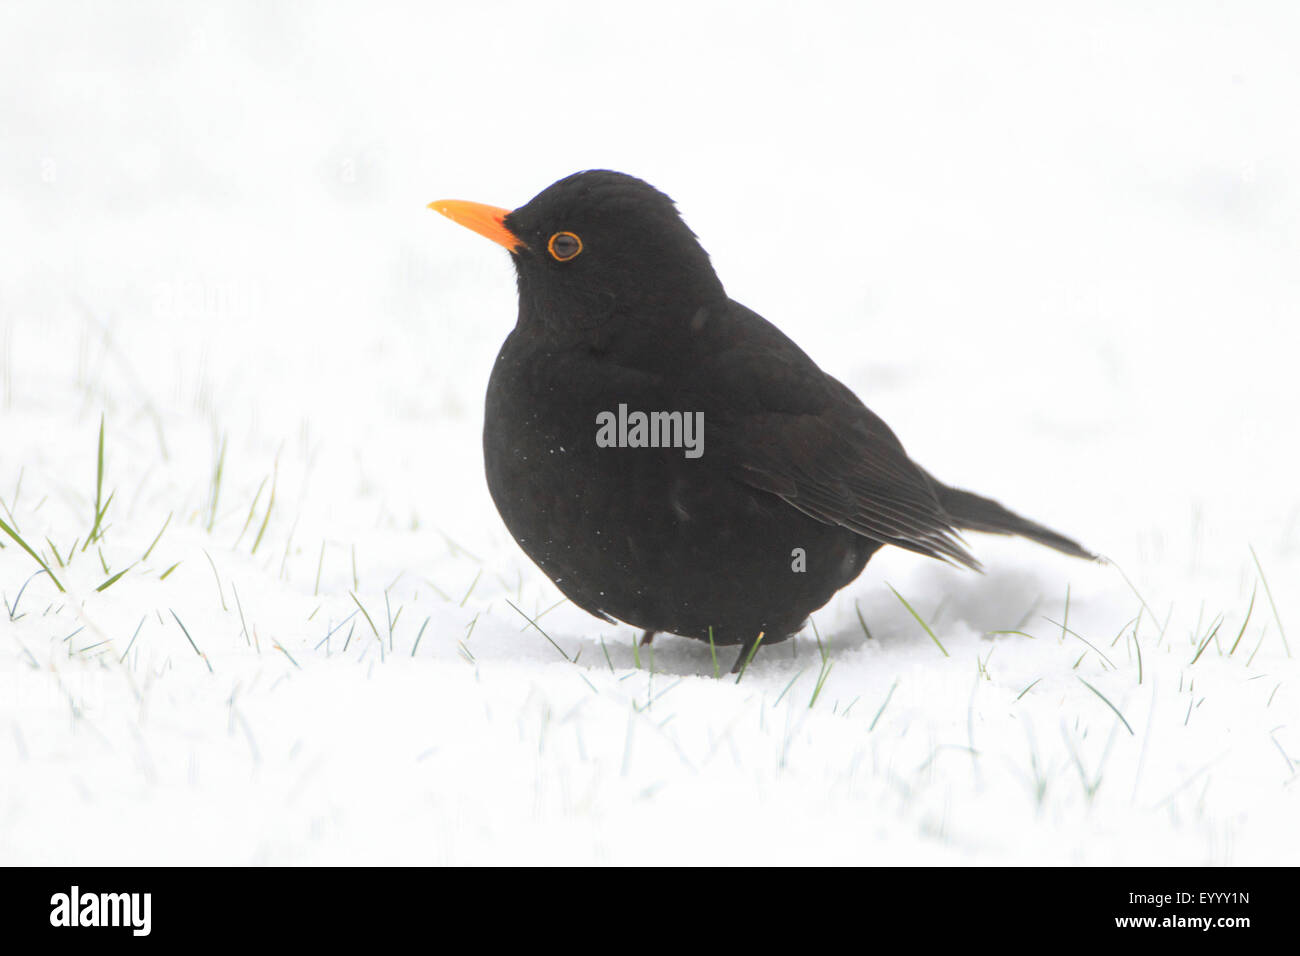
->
428, 199, 525, 252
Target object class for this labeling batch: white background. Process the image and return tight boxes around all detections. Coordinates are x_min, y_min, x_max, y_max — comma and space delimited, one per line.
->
1, 1, 1297, 863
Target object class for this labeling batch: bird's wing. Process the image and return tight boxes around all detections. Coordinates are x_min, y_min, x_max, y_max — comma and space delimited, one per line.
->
703, 302, 980, 569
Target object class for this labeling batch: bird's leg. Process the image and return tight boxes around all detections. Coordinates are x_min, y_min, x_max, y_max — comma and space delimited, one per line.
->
729, 631, 766, 674
639, 629, 657, 647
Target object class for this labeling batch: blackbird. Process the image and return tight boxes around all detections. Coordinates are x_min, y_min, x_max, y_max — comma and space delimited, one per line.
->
431, 170, 1094, 671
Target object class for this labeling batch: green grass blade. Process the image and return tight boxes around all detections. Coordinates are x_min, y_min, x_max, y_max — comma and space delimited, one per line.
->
504, 599, 571, 661
1078, 677, 1133, 735
1249, 544, 1290, 657
207, 433, 227, 533
82, 413, 106, 550
96, 564, 134, 592
142, 511, 172, 561
251, 463, 277, 555
1229, 584, 1257, 656
887, 583, 948, 657
0, 516, 64, 592
350, 591, 381, 640
733, 632, 765, 684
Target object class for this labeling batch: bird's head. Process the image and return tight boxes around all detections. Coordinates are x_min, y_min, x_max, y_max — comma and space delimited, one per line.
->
430, 170, 725, 346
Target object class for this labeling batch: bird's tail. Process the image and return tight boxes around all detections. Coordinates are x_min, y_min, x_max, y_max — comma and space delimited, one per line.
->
933, 481, 1097, 562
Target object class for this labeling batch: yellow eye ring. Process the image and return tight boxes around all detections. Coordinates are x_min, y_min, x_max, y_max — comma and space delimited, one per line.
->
547, 231, 583, 261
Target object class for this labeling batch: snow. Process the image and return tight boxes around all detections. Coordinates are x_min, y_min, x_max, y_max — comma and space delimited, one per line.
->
2, 1, 1297, 865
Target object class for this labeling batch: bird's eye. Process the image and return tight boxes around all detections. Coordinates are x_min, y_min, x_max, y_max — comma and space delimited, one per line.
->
547, 231, 583, 262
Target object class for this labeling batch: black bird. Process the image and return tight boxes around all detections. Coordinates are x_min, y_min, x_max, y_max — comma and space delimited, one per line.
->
431, 171, 1094, 671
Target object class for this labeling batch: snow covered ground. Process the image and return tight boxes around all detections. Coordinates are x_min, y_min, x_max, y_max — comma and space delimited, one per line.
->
2, 1, 1296, 865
